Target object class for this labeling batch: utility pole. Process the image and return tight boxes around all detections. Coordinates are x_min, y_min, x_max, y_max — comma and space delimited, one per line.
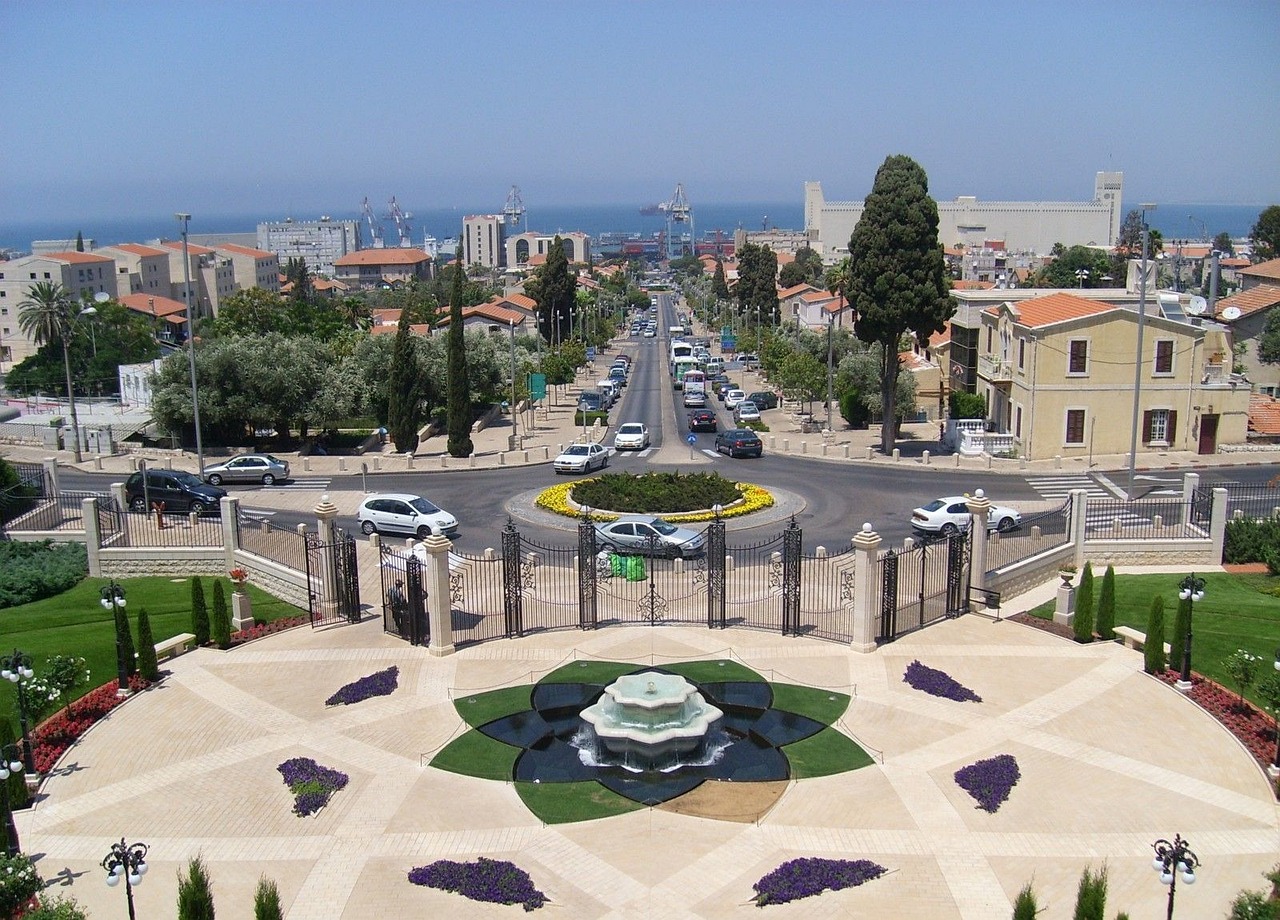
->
1126, 204, 1156, 500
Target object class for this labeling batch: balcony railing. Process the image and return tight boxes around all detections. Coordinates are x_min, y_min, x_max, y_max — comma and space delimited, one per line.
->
978, 355, 1014, 382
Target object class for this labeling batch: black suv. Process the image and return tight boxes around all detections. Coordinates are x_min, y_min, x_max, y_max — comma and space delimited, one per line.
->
125, 469, 227, 514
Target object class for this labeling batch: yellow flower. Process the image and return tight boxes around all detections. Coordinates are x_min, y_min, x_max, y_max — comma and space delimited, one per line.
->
532, 479, 775, 524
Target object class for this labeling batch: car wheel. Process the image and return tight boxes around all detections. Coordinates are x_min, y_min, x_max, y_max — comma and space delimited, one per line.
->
416, 525, 432, 539
207, 474, 223, 486
360, 520, 376, 535
190, 501, 207, 515
997, 516, 1016, 533
129, 496, 146, 513
941, 522, 959, 536
262, 473, 276, 486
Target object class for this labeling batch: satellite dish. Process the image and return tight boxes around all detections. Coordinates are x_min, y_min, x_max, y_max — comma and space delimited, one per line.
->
1186, 296, 1208, 316
1222, 306, 1242, 321
94, 291, 110, 303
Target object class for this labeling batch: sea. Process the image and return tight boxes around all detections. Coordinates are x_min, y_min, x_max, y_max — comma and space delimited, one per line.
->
0, 202, 1266, 255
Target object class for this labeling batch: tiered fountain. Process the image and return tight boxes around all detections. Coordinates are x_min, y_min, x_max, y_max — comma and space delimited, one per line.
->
577, 671, 725, 770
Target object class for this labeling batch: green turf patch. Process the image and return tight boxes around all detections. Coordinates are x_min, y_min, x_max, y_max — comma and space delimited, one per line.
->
453, 685, 534, 728
664, 659, 764, 684
542, 660, 634, 685
784, 727, 875, 778
770, 684, 850, 724
430, 730, 519, 781
515, 780, 645, 824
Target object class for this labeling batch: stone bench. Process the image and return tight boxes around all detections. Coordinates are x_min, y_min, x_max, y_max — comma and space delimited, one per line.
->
154, 632, 197, 661
1113, 626, 1171, 656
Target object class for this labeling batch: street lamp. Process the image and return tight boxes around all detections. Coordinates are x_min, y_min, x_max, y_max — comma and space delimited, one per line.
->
99, 582, 132, 696
1176, 574, 1205, 691
102, 837, 149, 920
0, 650, 36, 778
176, 212, 205, 476
79, 305, 99, 357
1151, 834, 1199, 920
1126, 202, 1157, 500
507, 320, 519, 452
0, 743, 24, 856
825, 312, 835, 429
1271, 647, 1280, 775
1075, 268, 1090, 288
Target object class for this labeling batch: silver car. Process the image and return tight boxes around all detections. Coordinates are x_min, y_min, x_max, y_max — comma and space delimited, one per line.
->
358, 493, 458, 538
594, 516, 706, 558
201, 454, 290, 486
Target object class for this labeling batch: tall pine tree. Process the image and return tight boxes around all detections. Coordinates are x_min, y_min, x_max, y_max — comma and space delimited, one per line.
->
136, 608, 159, 682
386, 309, 421, 454
1094, 565, 1116, 641
446, 245, 473, 457
114, 603, 137, 681
1169, 594, 1191, 677
176, 855, 216, 920
1073, 561, 1095, 642
190, 577, 210, 647
526, 236, 576, 347
847, 155, 952, 453
1144, 596, 1167, 674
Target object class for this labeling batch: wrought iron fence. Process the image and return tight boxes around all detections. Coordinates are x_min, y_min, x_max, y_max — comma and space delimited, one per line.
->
448, 546, 508, 645
723, 530, 787, 633
112, 506, 224, 548
878, 530, 970, 642
305, 528, 360, 627
797, 543, 857, 642
10, 463, 47, 494
1199, 481, 1280, 523
379, 544, 427, 645
985, 499, 1071, 573
237, 509, 307, 571
1083, 499, 1205, 540
1, 490, 104, 533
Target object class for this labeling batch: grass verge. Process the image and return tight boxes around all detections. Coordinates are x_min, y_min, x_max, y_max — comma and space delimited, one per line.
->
771, 684, 850, 724
453, 686, 535, 728
515, 780, 645, 824
784, 728, 876, 778
430, 731, 519, 781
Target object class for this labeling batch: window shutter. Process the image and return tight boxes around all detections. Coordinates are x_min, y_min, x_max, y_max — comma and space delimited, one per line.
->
1142, 410, 1153, 442
1168, 410, 1178, 443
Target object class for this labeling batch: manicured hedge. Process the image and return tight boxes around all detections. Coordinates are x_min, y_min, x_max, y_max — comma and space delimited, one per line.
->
572, 471, 741, 514
0, 541, 87, 609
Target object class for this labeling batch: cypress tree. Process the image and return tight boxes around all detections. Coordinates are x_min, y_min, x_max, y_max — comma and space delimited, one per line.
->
191, 578, 210, 647
385, 310, 421, 454
1011, 881, 1038, 919
1168, 595, 1191, 679
446, 245, 474, 458
1095, 565, 1116, 640
1071, 864, 1108, 920
136, 608, 159, 682
1144, 596, 1167, 674
176, 855, 216, 920
1073, 561, 1095, 642
0, 720, 29, 809
211, 580, 231, 650
114, 603, 137, 680
254, 876, 283, 920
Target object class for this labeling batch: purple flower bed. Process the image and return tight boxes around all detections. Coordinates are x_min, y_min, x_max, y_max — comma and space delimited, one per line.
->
753, 857, 887, 907
325, 665, 399, 706
409, 857, 547, 912
903, 660, 982, 703
954, 753, 1020, 813
277, 757, 350, 817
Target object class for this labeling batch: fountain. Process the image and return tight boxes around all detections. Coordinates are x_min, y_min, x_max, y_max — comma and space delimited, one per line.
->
578, 671, 725, 768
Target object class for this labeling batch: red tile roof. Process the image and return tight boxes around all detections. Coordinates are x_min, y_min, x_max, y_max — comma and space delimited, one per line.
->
499, 292, 538, 311
929, 322, 952, 348
779, 283, 815, 299
952, 280, 995, 290
106, 243, 167, 257
159, 241, 217, 256
119, 293, 189, 323
334, 249, 431, 266
217, 243, 275, 258
42, 251, 114, 264
436, 304, 527, 326
1213, 284, 1280, 321
1248, 394, 1280, 436
986, 292, 1116, 329
1242, 258, 1280, 282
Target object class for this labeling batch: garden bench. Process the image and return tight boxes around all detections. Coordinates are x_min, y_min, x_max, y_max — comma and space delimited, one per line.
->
154, 632, 197, 661
1113, 626, 1171, 656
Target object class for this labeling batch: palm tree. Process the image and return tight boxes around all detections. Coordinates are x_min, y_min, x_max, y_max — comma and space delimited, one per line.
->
18, 281, 82, 462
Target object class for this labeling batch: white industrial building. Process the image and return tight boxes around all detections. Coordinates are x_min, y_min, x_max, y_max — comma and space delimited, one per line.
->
257, 218, 362, 277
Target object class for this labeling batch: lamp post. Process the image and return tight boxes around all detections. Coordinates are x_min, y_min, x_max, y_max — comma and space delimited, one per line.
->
0, 743, 24, 856
102, 837, 149, 920
176, 212, 205, 476
1126, 202, 1157, 500
99, 581, 131, 697
1175, 574, 1205, 691
508, 320, 519, 452
825, 312, 835, 429
1151, 833, 1199, 920
0, 650, 36, 778
1271, 647, 1280, 777
79, 305, 99, 356
1075, 268, 1090, 288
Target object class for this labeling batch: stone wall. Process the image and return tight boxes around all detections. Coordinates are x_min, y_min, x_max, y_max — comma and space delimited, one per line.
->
100, 547, 226, 578
1077, 540, 1216, 568
232, 549, 310, 609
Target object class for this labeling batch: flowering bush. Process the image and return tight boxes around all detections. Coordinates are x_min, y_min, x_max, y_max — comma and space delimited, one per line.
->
325, 666, 398, 706
408, 857, 547, 912
903, 660, 982, 703
277, 757, 349, 817
752, 857, 886, 907
229, 616, 308, 647
24, 656, 90, 722
533, 478, 774, 524
228, 567, 249, 588
0, 852, 44, 917
954, 754, 1021, 813
1157, 671, 1279, 773
32, 675, 149, 774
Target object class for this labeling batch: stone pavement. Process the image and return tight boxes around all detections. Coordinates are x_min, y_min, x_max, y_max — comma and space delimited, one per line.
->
15, 605, 1278, 920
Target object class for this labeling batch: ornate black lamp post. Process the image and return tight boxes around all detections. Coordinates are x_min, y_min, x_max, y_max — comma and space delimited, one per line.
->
99, 581, 130, 695
0, 650, 36, 777
1151, 834, 1199, 920
1176, 574, 1205, 690
102, 837, 149, 919
0, 743, 24, 856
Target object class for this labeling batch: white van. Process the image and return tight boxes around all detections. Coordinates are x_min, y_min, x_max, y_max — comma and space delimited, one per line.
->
704, 357, 724, 376
597, 379, 619, 407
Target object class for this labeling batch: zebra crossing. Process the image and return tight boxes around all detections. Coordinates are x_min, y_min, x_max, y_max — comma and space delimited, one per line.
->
1024, 474, 1113, 501
264, 477, 331, 492
1024, 473, 1187, 532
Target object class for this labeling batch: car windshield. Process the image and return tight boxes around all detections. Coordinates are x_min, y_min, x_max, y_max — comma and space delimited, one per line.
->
921, 500, 947, 512
409, 497, 441, 514
619, 425, 643, 434
266, 455, 283, 464
649, 520, 679, 536
566, 446, 589, 456
174, 472, 204, 486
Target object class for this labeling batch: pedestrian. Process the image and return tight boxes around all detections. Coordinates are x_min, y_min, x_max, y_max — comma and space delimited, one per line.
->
388, 578, 407, 633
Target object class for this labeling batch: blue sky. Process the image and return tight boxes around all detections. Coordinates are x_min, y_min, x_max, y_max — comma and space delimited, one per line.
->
3, 1, 1277, 221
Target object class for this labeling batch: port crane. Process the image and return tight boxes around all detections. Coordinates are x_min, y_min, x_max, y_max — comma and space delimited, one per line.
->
387, 196, 414, 247
659, 183, 694, 261
503, 185, 526, 231
361, 197, 385, 248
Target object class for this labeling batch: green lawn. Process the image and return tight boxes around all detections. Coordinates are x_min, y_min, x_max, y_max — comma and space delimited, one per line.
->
0, 575, 302, 736
515, 780, 644, 824
784, 728, 876, 778
1028, 571, 1280, 708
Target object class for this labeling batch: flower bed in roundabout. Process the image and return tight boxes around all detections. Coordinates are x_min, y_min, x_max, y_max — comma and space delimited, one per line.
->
535, 471, 775, 524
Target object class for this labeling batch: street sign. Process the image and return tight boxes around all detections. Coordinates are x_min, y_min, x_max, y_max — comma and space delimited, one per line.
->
721, 335, 737, 353
586, 347, 596, 362
686, 434, 697, 445
528, 373, 547, 401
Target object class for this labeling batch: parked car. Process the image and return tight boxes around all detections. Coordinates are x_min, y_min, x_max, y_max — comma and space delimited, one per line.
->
687, 410, 717, 432
746, 390, 779, 410
910, 496, 1022, 535
357, 493, 458, 538
553, 442, 610, 474
201, 453, 290, 486
683, 389, 707, 408
738, 353, 760, 369
125, 469, 227, 515
595, 516, 706, 558
723, 389, 747, 410
608, 366, 628, 387
613, 423, 650, 451
577, 391, 604, 412
734, 400, 761, 423
714, 428, 763, 458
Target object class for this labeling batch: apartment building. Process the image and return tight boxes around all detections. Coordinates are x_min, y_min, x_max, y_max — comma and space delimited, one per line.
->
332, 249, 433, 290
95, 243, 171, 296
158, 241, 235, 318
214, 243, 282, 294
1210, 257, 1280, 395
257, 218, 361, 277
505, 231, 591, 268
0, 252, 120, 366
463, 214, 505, 269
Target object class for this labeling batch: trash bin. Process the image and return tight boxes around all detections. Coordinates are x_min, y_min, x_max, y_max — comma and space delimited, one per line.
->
625, 555, 646, 582
610, 553, 626, 577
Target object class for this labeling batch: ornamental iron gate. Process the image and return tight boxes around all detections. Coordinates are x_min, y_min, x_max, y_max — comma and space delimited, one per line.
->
877, 530, 971, 642
378, 543, 427, 645
305, 528, 360, 627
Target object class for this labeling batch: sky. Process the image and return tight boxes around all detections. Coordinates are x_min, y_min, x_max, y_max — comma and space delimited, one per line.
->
3, 1, 1278, 222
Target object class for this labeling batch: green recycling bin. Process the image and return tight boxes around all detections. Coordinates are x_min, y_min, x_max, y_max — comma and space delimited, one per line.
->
625, 555, 646, 582
609, 553, 626, 577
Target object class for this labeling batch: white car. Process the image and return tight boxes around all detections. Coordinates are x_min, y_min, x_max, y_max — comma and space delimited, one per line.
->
643, 328, 656, 337
613, 423, 650, 451
358, 493, 458, 539
723, 389, 747, 410
910, 496, 1022, 535
554, 442, 610, 474
734, 400, 761, 423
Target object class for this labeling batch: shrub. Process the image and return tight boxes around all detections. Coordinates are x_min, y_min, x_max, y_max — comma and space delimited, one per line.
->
211, 580, 231, 650
572, 410, 609, 426
277, 757, 348, 817
254, 877, 283, 920
1224, 649, 1261, 710
1012, 882, 1038, 920
572, 471, 741, 514
113, 603, 136, 680
839, 389, 871, 428
0, 853, 43, 917
176, 855, 216, 920
0, 541, 88, 609
1073, 561, 1095, 642
1168, 595, 1191, 676
1144, 596, 1167, 674
22, 894, 91, 919
409, 857, 547, 912
191, 578, 210, 646
1095, 565, 1116, 641
136, 608, 160, 682
1072, 864, 1108, 920
949, 390, 986, 419
1223, 517, 1280, 565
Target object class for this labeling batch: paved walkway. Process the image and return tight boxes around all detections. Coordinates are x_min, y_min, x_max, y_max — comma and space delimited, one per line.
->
16, 606, 1278, 919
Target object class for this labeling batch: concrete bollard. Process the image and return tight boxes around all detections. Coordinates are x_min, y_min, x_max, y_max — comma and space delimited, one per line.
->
783, 439, 790, 452
406, 454, 415, 470
483, 548, 496, 560
339, 458, 347, 472
954, 452, 961, 467
303, 457, 311, 472
469, 455, 476, 468
94, 456, 103, 471
499, 452, 506, 466
1153, 514, 1163, 528
769, 436, 776, 449
800, 441, 807, 455
369, 534, 380, 549
440, 456, 448, 468
164, 458, 173, 470
842, 444, 850, 459
374, 456, 382, 471
542, 446, 550, 460
1019, 456, 1027, 470
986, 454, 993, 470
892, 448, 900, 462
821, 443, 828, 457
1054, 455, 1062, 470
523, 450, 530, 463
1031, 525, 1041, 540
866, 446, 874, 460
815, 546, 828, 557
923, 450, 930, 466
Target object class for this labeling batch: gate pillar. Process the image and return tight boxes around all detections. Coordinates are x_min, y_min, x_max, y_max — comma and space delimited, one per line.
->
314, 494, 340, 622
421, 533, 456, 656
966, 490, 991, 594
851, 524, 882, 653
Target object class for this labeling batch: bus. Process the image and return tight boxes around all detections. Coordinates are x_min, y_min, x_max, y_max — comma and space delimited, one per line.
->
669, 340, 693, 369
672, 356, 700, 389
682, 369, 707, 397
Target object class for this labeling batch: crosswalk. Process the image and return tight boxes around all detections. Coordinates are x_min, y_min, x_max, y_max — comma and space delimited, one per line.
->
265, 478, 331, 492
1024, 474, 1113, 502
1024, 473, 1189, 532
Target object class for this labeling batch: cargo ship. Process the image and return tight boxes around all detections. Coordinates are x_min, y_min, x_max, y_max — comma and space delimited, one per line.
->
639, 204, 663, 216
